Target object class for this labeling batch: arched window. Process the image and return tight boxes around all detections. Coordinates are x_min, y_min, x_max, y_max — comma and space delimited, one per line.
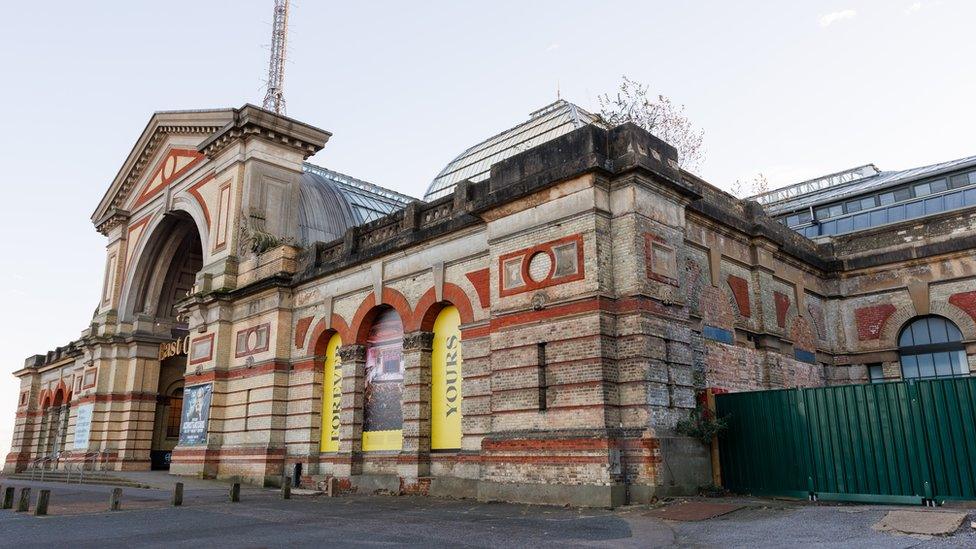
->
898, 316, 970, 380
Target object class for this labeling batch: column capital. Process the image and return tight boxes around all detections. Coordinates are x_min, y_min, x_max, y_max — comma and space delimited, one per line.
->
338, 344, 367, 362
402, 331, 434, 352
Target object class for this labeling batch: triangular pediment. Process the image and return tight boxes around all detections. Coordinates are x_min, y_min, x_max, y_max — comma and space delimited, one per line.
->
92, 108, 236, 234
127, 147, 205, 210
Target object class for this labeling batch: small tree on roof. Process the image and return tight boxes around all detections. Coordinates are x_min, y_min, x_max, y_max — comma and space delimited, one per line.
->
598, 76, 706, 173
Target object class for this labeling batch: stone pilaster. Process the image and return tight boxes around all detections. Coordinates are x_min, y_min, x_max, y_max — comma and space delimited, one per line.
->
336, 344, 366, 477
112, 340, 162, 471
399, 331, 434, 480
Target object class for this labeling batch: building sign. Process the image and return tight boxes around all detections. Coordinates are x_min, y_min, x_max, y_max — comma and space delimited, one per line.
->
73, 403, 94, 450
179, 383, 213, 445
431, 306, 463, 450
159, 335, 191, 361
362, 308, 404, 452
320, 333, 343, 453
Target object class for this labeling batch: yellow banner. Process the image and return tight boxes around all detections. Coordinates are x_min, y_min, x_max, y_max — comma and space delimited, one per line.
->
320, 333, 342, 453
431, 306, 463, 450
362, 429, 403, 452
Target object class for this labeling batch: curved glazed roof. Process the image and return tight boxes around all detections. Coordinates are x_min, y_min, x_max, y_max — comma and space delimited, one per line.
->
298, 163, 413, 245
423, 100, 601, 201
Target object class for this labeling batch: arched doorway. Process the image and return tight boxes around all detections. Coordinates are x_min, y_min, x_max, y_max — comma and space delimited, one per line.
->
126, 211, 203, 469
899, 315, 970, 380
151, 377, 185, 470
41, 389, 69, 457
431, 305, 463, 451
362, 307, 404, 452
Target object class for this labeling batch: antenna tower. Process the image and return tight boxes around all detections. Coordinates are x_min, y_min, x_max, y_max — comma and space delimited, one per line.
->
263, 0, 290, 114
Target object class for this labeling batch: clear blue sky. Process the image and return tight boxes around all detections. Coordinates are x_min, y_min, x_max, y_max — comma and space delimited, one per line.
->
1, 1, 974, 461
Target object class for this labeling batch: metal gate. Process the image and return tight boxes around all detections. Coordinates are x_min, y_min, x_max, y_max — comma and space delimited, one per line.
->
715, 377, 976, 504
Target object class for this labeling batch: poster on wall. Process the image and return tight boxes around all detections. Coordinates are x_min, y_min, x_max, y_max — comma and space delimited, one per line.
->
431, 306, 463, 450
72, 403, 94, 450
362, 308, 404, 451
320, 333, 343, 453
179, 383, 213, 445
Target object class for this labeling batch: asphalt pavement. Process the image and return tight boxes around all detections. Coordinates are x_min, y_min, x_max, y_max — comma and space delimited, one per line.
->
0, 476, 973, 548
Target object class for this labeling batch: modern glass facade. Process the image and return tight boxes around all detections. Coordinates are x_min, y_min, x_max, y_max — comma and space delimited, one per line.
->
779, 168, 976, 238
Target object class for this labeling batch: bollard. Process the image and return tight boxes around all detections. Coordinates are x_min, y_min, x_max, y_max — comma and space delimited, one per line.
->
281, 476, 291, 500
109, 488, 122, 511
230, 483, 240, 503
326, 477, 339, 498
16, 487, 31, 513
172, 482, 184, 507
1, 486, 13, 509
34, 490, 50, 516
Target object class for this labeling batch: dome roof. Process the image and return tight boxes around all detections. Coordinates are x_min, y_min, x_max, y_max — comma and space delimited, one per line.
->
298, 164, 414, 245
423, 100, 600, 201
298, 171, 360, 245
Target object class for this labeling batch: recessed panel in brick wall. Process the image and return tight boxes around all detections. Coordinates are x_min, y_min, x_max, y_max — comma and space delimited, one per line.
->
644, 233, 677, 283
774, 291, 791, 328
727, 275, 751, 318
498, 234, 584, 297
949, 290, 976, 323
189, 334, 215, 365
235, 324, 271, 358
854, 304, 896, 341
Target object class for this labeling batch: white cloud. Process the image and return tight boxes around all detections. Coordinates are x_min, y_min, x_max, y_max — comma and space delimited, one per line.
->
546, 43, 560, 52
905, 2, 922, 14
819, 9, 857, 27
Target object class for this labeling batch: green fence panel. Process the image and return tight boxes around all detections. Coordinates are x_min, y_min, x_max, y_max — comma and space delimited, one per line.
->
716, 377, 976, 504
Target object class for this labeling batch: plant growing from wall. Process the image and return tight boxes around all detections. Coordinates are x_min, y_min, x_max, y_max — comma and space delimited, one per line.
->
675, 400, 727, 445
598, 76, 706, 173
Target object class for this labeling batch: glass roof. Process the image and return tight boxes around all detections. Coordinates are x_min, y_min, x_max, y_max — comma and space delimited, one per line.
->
423, 100, 602, 201
761, 155, 976, 215
303, 163, 414, 224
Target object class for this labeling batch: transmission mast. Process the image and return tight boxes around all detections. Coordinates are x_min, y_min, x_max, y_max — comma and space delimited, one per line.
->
263, 0, 290, 115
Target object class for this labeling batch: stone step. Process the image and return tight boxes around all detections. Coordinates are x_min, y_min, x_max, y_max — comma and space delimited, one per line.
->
3, 473, 150, 488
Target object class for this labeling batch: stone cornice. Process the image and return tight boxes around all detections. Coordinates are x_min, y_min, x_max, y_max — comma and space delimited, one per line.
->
93, 208, 131, 236
197, 104, 331, 161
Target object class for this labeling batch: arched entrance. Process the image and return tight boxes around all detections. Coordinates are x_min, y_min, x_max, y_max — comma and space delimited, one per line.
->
40, 388, 70, 458
125, 211, 203, 469
362, 306, 405, 452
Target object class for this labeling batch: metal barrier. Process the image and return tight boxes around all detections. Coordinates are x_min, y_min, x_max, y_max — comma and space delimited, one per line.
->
716, 377, 976, 505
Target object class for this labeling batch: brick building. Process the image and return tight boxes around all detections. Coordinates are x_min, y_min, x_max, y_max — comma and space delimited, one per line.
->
5, 100, 975, 507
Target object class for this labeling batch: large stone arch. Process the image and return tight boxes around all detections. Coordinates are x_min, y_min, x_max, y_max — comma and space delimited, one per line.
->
350, 288, 414, 345
307, 314, 352, 357
877, 294, 976, 350
931, 298, 976, 341
412, 283, 476, 332
870, 294, 914, 351
119, 208, 206, 325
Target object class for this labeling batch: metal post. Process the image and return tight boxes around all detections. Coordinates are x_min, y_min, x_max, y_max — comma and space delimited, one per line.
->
109, 488, 122, 511
35, 490, 50, 516
282, 476, 291, 499
172, 483, 184, 507
230, 483, 240, 502
16, 488, 31, 512
1, 486, 14, 509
